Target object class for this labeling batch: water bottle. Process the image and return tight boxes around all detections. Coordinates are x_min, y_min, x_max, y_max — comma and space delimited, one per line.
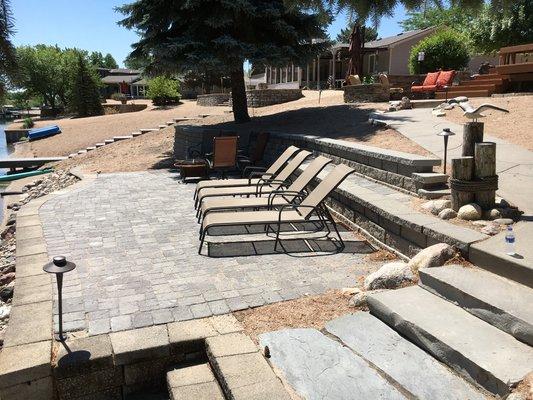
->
505, 225, 516, 255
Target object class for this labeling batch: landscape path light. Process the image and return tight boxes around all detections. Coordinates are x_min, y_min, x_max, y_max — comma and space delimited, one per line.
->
437, 128, 455, 174
43, 256, 76, 342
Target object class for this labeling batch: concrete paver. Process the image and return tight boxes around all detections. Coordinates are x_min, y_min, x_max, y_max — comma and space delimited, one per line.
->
39, 171, 375, 334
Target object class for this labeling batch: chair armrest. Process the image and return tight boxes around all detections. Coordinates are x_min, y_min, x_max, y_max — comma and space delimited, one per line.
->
277, 204, 318, 222
248, 171, 274, 184
256, 179, 289, 195
267, 190, 306, 207
243, 166, 267, 178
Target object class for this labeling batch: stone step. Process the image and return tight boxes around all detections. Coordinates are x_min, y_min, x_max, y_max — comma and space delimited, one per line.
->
68, 154, 77, 158
77, 150, 87, 154
158, 124, 167, 129
86, 146, 96, 151
259, 328, 407, 399
469, 222, 533, 288
435, 90, 491, 99
131, 132, 142, 137
167, 363, 224, 400
140, 128, 159, 133
166, 121, 174, 125
326, 313, 487, 400
95, 143, 105, 147
419, 265, 533, 346
113, 135, 133, 141
367, 286, 533, 396
104, 139, 115, 144
418, 187, 451, 199
412, 172, 448, 190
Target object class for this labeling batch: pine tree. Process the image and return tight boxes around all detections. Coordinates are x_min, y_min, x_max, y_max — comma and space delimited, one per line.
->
103, 53, 118, 69
70, 54, 104, 117
117, 0, 328, 123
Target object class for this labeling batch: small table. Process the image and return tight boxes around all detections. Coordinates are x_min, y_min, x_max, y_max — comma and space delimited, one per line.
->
174, 159, 209, 182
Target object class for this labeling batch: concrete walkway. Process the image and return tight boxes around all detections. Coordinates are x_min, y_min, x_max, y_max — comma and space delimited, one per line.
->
38, 171, 377, 336
374, 108, 533, 216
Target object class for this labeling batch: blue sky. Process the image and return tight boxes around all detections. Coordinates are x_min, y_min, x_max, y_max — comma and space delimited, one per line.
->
11, 1, 408, 67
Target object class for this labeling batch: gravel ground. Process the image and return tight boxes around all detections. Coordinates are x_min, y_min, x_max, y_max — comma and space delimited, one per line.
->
444, 95, 533, 151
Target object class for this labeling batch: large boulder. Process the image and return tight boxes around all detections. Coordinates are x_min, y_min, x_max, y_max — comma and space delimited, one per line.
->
363, 262, 414, 290
457, 203, 482, 220
438, 208, 457, 220
408, 243, 456, 272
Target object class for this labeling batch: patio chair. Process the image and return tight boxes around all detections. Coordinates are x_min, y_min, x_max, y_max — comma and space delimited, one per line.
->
194, 145, 300, 200
198, 155, 332, 222
411, 70, 456, 100
198, 163, 355, 254
195, 150, 312, 210
206, 136, 239, 178
237, 132, 270, 173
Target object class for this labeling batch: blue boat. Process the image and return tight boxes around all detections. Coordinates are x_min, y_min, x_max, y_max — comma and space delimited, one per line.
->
28, 125, 61, 141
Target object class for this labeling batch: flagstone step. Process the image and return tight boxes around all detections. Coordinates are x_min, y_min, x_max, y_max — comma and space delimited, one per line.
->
418, 187, 451, 199
131, 132, 142, 137
68, 154, 77, 158
104, 139, 115, 144
326, 313, 487, 400
86, 146, 96, 151
158, 124, 167, 129
412, 172, 448, 188
166, 121, 175, 125
95, 143, 105, 147
419, 265, 533, 346
166, 363, 224, 400
259, 328, 407, 399
77, 150, 87, 154
367, 286, 533, 396
113, 135, 133, 141
140, 128, 159, 133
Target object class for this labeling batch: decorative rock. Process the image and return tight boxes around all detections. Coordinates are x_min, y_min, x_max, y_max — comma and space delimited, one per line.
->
349, 291, 367, 307
438, 208, 457, 220
472, 220, 490, 227
0, 272, 15, 286
0, 284, 14, 302
494, 218, 513, 225
363, 262, 414, 290
422, 200, 451, 215
480, 224, 501, 236
458, 203, 482, 221
408, 243, 456, 272
0, 304, 11, 320
485, 208, 502, 220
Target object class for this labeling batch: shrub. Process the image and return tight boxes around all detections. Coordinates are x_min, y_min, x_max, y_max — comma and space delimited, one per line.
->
147, 76, 180, 106
111, 92, 127, 103
69, 54, 104, 117
22, 117, 34, 129
408, 29, 470, 74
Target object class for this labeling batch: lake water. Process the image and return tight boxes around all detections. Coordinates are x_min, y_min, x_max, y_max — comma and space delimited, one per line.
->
0, 121, 15, 222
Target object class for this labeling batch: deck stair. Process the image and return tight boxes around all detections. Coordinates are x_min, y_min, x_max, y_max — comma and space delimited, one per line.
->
436, 73, 509, 99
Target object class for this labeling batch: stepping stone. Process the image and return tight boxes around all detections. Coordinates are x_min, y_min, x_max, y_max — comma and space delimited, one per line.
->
419, 265, 533, 346
326, 313, 486, 400
77, 150, 87, 154
86, 146, 96, 151
104, 139, 114, 144
131, 132, 142, 137
166, 121, 174, 125
95, 143, 105, 147
167, 363, 224, 400
367, 286, 533, 396
68, 154, 77, 158
259, 328, 406, 400
173, 117, 196, 122
158, 124, 167, 129
412, 172, 448, 185
140, 128, 158, 133
113, 136, 133, 141
418, 187, 451, 199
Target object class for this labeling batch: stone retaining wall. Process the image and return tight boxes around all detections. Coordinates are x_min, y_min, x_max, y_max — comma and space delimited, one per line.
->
3, 129, 28, 144
102, 104, 147, 114
343, 84, 388, 103
230, 89, 302, 108
196, 93, 230, 107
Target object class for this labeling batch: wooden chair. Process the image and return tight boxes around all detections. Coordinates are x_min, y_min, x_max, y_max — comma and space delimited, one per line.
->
238, 132, 270, 174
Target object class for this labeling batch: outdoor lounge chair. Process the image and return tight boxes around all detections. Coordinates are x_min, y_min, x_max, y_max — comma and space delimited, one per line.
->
193, 145, 300, 200
197, 155, 332, 222
195, 150, 312, 210
237, 132, 270, 173
198, 163, 355, 255
411, 70, 456, 99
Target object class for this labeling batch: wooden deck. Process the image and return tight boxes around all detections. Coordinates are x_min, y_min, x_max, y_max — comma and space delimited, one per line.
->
0, 157, 66, 171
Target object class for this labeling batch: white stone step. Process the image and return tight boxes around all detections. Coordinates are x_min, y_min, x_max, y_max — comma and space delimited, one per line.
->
412, 172, 448, 188
77, 150, 87, 154
419, 265, 533, 346
113, 135, 133, 141
104, 139, 114, 144
140, 128, 158, 133
259, 328, 407, 399
68, 153, 77, 158
158, 124, 167, 129
131, 132, 142, 137
86, 146, 96, 151
166, 121, 174, 125
95, 143, 105, 147
418, 187, 451, 199
167, 363, 224, 400
367, 286, 533, 396
326, 313, 487, 400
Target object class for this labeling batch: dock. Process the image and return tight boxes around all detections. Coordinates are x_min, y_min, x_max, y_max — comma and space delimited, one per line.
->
0, 157, 66, 172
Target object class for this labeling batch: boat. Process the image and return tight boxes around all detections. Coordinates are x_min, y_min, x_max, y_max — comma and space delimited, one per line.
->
28, 125, 61, 141
0, 168, 53, 182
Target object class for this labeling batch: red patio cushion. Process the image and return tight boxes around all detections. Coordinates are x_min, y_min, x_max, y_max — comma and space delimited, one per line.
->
422, 71, 441, 86
436, 70, 455, 88
411, 84, 437, 93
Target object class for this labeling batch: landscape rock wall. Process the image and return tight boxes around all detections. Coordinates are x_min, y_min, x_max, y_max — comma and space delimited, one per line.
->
343, 84, 389, 103
229, 89, 303, 108
197, 93, 230, 107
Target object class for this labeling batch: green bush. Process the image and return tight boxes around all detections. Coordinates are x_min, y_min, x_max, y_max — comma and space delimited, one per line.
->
22, 117, 34, 129
408, 29, 470, 74
147, 76, 180, 106
111, 92, 127, 103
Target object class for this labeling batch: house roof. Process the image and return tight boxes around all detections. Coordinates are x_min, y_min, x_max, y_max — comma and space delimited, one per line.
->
332, 26, 436, 51
131, 78, 148, 85
101, 75, 140, 84
109, 68, 141, 75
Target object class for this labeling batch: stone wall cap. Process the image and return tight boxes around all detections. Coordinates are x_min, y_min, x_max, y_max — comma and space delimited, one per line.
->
0, 341, 52, 388
110, 325, 169, 365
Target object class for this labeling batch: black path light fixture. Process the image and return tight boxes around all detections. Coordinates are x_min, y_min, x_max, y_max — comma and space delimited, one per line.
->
43, 256, 76, 342
437, 128, 456, 174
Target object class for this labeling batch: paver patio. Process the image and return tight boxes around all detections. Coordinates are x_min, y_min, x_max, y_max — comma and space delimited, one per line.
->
39, 171, 376, 336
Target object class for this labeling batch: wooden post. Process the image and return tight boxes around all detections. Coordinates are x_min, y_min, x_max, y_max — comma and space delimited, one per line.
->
475, 142, 497, 209
462, 122, 484, 156
451, 156, 474, 211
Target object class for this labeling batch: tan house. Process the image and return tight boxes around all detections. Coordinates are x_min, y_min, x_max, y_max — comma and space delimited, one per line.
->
259, 27, 438, 89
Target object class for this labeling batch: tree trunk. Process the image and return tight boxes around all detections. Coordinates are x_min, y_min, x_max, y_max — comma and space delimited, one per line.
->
230, 64, 250, 124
